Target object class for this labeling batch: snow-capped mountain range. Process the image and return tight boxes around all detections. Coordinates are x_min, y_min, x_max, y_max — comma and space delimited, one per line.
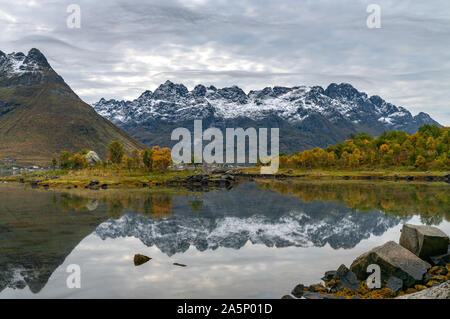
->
92, 80, 440, 152
93, 80, 432, 128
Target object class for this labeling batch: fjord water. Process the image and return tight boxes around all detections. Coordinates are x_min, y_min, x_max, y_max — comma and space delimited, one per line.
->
0, 181, 449, 299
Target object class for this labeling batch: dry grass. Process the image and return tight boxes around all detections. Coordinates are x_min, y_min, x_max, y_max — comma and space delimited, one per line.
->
1, 167, 196, 189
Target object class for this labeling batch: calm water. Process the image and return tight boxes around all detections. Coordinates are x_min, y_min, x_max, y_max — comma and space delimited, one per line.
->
0, 181, 449, 298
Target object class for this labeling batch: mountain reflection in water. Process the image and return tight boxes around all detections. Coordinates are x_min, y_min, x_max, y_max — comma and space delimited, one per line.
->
0, 181, 448, 298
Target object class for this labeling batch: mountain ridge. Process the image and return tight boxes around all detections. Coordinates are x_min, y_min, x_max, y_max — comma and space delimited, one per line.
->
92, 80, 440, 153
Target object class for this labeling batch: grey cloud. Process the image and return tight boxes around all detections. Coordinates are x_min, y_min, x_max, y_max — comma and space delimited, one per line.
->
0, 0, 448, 124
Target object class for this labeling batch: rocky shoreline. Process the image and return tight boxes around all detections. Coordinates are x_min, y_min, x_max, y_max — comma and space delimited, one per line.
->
234, 172, 450, 183
283, 224, 450, 299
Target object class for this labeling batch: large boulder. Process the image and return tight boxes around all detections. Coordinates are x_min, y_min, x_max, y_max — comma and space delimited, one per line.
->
350, 241, 431, 288
84, 151, 102, 165
399, 224, 449, 259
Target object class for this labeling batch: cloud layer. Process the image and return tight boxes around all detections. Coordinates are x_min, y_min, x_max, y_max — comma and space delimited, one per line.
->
1, 0, 449, 124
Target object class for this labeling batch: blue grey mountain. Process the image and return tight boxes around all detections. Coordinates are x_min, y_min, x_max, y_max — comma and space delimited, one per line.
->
92, 80, 441, 153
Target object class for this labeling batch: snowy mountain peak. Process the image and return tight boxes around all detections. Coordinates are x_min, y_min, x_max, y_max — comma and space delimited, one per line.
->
137, 90, 152, 100
25, 48, 50, 69
192, 84, 207, 97
0, 48, 65, 88
0, 48, 50, 78
325, 82, 365, 100
152, 80, 189, 100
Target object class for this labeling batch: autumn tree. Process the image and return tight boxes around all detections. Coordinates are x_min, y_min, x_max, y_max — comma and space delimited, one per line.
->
152, 146, 172, 172
415, 155, 427, 169
70, 153, 88, 169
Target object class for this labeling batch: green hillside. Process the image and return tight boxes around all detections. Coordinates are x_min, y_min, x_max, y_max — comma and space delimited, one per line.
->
0, 49, 143, 164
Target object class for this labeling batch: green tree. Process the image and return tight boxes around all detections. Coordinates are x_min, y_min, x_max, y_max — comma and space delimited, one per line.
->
59, 151, 72, 169
143, 148, 153, 171
108, 141, 124, 164
131, 149, 141, 168
51, 157, 57, 169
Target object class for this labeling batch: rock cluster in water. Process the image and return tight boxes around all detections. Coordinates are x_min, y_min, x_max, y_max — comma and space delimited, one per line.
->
283, 224, 450, 299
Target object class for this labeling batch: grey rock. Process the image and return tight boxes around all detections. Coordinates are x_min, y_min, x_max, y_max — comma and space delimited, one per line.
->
400, 224, 449, 259
430, 250, 450, 266
396, 281, 450, 299
281, 295, 295, 299
85, 151, 101, 165
303, 292, 330, 299
386, 276, 403, 293
321, 270, 337, 282
291, 284, 305, 298
350, 241, 431, 288
333, 264, 360, 291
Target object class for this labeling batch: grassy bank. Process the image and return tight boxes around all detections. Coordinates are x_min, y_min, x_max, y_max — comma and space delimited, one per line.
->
0, 167, 196, 189
1, 166, 448, 190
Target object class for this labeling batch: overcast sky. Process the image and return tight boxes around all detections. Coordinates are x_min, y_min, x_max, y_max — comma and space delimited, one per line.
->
0, 0, 449, 124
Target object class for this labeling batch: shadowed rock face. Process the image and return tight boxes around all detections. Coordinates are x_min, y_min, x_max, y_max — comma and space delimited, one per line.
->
399, 224, 449, 259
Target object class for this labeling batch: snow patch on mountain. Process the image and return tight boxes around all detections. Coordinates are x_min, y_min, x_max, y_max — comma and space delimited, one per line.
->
0, 49, 48, 78
92, 80, 439, 133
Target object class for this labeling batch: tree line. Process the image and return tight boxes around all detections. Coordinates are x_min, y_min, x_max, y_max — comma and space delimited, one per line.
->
54, 141, 172, 171
278, 125, 449, 170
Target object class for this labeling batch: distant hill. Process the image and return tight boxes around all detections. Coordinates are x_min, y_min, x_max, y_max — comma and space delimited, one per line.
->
92, 81, 441, 154
0, 48, 143, 165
